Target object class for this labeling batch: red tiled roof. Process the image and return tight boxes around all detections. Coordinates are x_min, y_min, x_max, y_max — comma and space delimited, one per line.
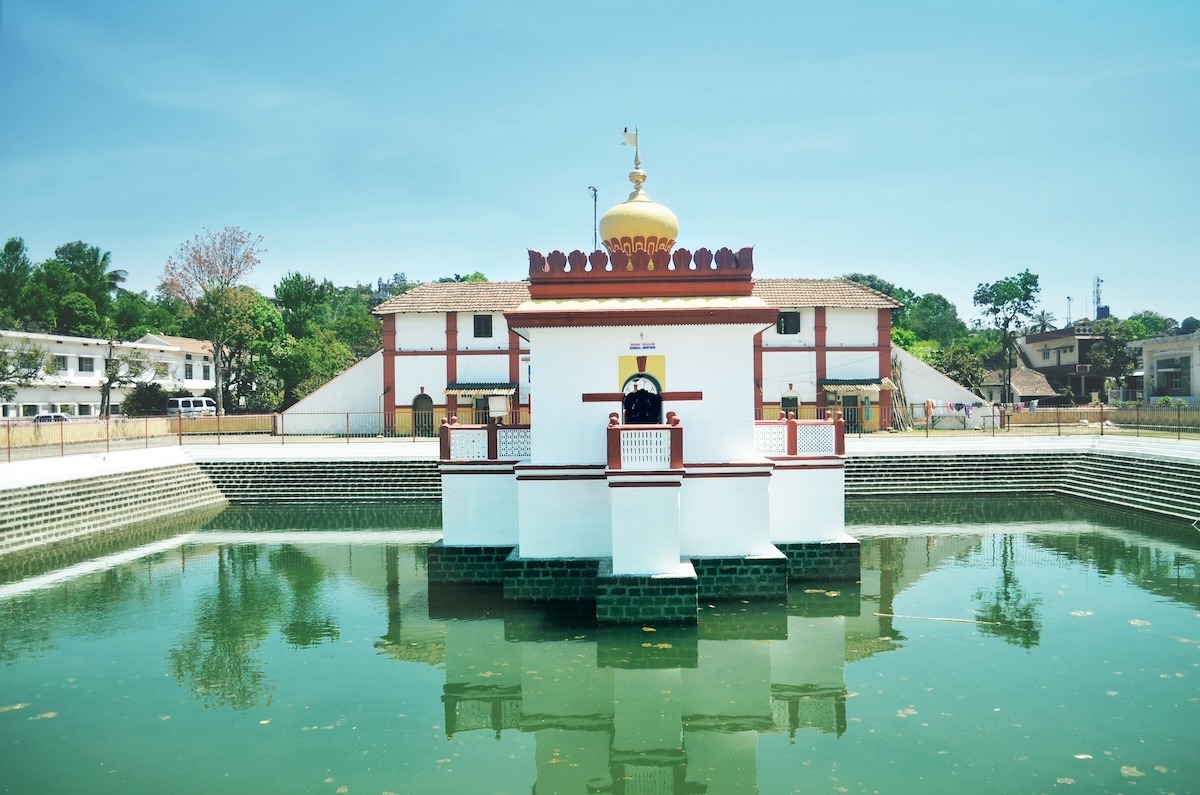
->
751, 278, 900, 309
373, 282, 532, 314
373, 277, 899, 314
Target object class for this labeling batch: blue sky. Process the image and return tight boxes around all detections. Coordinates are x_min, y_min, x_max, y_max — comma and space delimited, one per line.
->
2, 1, 1198, 326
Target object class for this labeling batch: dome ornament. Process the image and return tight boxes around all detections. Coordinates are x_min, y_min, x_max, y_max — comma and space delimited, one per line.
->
599, 127, 679, 257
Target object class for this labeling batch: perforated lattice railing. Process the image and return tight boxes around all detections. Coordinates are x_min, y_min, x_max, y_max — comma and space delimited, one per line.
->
496, 428, 531, 461
754, 424, 787, 454
620, 429, 672, 470
448, 428, 488, 460
795, 423, 836, 454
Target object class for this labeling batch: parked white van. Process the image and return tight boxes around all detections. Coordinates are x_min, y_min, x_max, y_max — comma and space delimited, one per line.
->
166, 397, 217, 417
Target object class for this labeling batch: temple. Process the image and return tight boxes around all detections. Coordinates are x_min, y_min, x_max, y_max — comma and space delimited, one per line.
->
426, 140, 861, 624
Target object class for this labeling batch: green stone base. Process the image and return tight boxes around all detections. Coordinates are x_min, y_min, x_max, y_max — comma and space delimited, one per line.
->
595, 560, 699, 626
777, 538, 861, 581
688, 551, 788, 600
426, 541, 515, 585
502, 552, 600, 602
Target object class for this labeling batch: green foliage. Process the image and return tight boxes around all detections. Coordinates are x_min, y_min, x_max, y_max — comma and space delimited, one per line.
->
973, 270, 1040, 402
926, 343, 986, 388
277, 327, 356, 408
1180, 317, 1200, 335
1123, 310, 1176, 340
843, 272, 915, 327
275, 272, 334, 339
58, 292, 103, 337
436, 271, 488, 284
891, 327, 919, 350
122, 382, 170, 415
1087, 317, 1137, 392
907, 293, 968, 346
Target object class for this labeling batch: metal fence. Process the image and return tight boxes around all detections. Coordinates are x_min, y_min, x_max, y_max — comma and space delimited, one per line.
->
4, 402, 1199, 464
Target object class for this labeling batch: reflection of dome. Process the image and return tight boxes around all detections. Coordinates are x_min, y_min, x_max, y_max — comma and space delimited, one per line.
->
598, 154, 678, 256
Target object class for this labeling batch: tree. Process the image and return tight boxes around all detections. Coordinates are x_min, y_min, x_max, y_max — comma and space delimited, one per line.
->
274, 272, 333, 339
122, 382, 170, 416
277, 327, 356, 409
927, 343, 986, 389
19, 258, 75, 332
1181, 317, 1200, 335
0, 343, 55, 403
436, 271, 488, 283
907, 293, 968, 346
973, 270, 1040, 403
160, 227, 265, 414
216, 288, 286, 413
98, 341, 154, 416
1028, 310, 1056, 333
1088, 318, 1136, 399
57, 292, 103, 337
53, 241, 122, 319
0, 238, 33, 328
1124, 310, 1176, 340
844, 272, 916, 327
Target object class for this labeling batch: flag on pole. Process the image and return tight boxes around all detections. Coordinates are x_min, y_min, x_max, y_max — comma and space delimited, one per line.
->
622, 127, 638, 147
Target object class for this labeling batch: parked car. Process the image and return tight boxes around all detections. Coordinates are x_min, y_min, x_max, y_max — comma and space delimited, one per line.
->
33, 412, 73, 423
166, 396, 218, 417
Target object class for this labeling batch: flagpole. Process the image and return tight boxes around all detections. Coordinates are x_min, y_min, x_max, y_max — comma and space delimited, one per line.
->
588, 186, 597, 252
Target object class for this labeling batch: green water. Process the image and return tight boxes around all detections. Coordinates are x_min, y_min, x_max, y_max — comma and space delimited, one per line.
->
1, 499, 1198, 794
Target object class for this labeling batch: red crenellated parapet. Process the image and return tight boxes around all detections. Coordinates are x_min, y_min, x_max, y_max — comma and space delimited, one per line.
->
527, 247, 755, 299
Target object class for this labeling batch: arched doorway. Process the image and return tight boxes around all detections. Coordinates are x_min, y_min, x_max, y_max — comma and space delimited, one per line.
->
412, 393, 435, 437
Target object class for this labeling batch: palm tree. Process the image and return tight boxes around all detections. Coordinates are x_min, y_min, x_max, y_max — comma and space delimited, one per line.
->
1029, 310, 1057, 333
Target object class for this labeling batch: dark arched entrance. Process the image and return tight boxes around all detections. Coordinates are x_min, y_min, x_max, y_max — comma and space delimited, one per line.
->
622, 374, 663, 425
412, 393, 435, 437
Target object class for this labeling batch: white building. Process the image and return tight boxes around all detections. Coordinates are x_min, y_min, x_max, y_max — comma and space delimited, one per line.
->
420, 146, 866, 624
1, 329, 215, 418
1135, 329, 1199, 404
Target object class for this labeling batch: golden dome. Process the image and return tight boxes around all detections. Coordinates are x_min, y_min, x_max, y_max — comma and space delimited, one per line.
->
598, 150, 678, 256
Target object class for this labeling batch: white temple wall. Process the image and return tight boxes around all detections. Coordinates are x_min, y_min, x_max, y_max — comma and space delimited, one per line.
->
667, 326, 760, 462
825, 350, 880, 381
524, 328, 623, 465
441, 472, 518, 546
761, 350, 819, 404
393, 355, 447, 404
679, 475, 774, 556
455, 311, 510, 352
516, 476, 611, 558
759, 307, 816, 348
610, 483, 681, 574
824, 308, 880, 347
395, 313, 445, 350
769, 465, 846, 543
454, 353, 511, 383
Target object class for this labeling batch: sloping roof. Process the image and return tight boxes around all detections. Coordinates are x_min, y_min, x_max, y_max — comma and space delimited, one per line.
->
373, 282, 531, 314
981, 367, 1057, 398
751, 278, 900, 309
135, 334, 212, 354
372, 277, 900, 314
